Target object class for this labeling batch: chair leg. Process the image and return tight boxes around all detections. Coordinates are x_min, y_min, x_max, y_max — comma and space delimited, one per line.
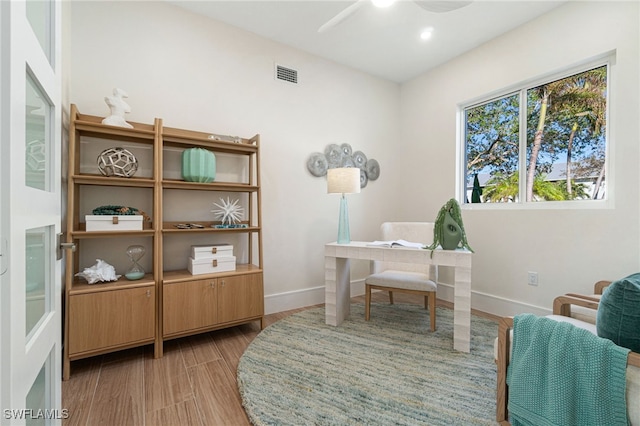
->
365, 284, 371, 321
429, 293, 436, 332
389, 291, 394, 305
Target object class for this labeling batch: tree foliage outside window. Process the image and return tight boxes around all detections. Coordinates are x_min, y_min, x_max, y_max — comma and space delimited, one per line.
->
463, 65, 608, 204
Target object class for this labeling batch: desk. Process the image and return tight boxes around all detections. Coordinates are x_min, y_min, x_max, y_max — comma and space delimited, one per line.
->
325, 242, 473, 352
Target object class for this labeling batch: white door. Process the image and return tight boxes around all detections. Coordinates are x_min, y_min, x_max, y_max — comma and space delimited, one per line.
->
0, 0, 63, 425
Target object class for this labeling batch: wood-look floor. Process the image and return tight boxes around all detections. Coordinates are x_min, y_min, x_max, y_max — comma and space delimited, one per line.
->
62, 293, 499, 426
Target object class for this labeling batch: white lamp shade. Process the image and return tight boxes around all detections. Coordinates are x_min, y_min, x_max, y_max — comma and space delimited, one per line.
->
327, 167, 361, 194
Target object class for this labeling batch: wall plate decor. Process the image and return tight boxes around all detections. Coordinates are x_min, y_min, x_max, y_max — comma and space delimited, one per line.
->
307, 153, 328, 177
352, 151, 367, 168
307, 143, 380, 189
97, 147, 138, 177
365, 159, 380, 180
325, 144, 343, 169
359, 169, 368, 188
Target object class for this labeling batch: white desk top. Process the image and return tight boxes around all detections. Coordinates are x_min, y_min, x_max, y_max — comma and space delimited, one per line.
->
325, 241, 472, 267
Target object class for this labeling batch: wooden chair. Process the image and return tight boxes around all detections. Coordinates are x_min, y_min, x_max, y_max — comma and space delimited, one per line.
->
496, 292, 640, 425
364, 222, 437, 331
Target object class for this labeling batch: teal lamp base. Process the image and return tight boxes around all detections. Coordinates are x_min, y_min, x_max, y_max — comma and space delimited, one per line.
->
337, 194, 351, 244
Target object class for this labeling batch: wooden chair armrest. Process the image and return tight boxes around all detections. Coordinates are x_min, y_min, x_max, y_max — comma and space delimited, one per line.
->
594, 280, 612, 295
565, 293, 601, 303
496, 317, 513, 424
553, 294, 599, 316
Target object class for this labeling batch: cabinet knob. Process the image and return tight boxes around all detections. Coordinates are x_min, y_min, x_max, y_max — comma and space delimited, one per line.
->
221, 280, 225, 287
210, 282, 215, 288
146, 290, 151, 298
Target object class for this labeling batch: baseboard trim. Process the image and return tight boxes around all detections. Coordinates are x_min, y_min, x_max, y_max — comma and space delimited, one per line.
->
264, 280, 365, 315
436, 282, 550, 317
265, 280, 550, 317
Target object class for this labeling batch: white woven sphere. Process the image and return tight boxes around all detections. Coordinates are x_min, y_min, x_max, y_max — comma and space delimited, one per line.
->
97, 147, 138, 177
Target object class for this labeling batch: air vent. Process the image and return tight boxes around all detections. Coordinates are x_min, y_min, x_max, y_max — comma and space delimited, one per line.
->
276, 64, 298, 84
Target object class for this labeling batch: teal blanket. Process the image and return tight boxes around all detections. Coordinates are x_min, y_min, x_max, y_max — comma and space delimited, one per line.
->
507, 314, 629, 426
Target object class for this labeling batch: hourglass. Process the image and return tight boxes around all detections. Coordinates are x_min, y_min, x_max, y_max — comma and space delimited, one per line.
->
125, 245, 145, 280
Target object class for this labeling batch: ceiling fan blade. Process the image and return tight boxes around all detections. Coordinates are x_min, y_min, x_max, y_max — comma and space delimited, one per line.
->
413, 1, 473, 13
318, 0, 367, 33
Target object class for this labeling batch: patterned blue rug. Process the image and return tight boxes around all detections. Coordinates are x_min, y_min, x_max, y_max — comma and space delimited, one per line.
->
237, 303, 497, 425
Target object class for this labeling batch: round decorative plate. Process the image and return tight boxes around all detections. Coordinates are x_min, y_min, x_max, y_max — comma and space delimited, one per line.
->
352, 151, 367, 169
365, 159, 380, 180
359, 169, 368, 188
341, 156, 355, 168
324, 144, 343, 169
307, 153, 328, 177
340, 143, 352, 157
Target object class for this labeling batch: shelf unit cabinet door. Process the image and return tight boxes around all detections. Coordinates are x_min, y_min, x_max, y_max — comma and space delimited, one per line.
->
217, 273, 264, 324
163, 279, 217, 336
68, 287, 155, 356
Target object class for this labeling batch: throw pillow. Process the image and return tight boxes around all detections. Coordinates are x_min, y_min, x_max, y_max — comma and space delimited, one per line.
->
596, 273, 640, 352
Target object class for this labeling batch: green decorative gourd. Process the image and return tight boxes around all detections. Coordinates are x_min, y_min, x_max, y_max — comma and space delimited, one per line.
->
441, 211, 462, 250
424, 198, 473, 253
182, 148, 216, 183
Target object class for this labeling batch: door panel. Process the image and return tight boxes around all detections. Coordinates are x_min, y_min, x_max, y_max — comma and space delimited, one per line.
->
163, 280, 217, 336
68, 287, 155, 356
0, 0, 63, 422
217, 273, 263, 324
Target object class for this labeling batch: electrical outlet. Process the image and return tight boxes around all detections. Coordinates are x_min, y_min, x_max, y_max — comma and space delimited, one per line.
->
527, 271, 538, 286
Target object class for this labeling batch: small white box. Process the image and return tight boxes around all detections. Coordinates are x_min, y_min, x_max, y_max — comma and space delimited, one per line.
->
85, 215, 143, 231
191, 244, 233, 259
188, 256, 236, 275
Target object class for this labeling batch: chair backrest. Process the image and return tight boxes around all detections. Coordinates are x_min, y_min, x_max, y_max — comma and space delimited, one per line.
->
372, 222, 436, 279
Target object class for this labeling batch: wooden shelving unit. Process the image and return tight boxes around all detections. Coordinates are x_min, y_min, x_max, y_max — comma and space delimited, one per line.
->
63, 105, 264, 379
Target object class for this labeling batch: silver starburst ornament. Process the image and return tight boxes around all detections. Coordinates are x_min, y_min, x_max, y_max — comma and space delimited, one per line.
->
211, 197, 244, 225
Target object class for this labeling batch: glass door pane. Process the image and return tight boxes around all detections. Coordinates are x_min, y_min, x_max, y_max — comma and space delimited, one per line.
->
26, 361, 46, 426
25, 350, 59, 426
26, 0, 53, 65
25, 72, 51, 191
25, 227, 50, 338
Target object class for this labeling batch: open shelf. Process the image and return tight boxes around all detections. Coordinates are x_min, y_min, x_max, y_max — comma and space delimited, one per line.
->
70, 274, 155, 295
64, 104, 263, 379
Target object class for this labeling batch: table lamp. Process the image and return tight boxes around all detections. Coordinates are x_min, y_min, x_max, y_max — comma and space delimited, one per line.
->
327, 167, 361, 244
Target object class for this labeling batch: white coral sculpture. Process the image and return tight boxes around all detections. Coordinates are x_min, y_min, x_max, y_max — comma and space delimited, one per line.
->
211, 197, 244, 225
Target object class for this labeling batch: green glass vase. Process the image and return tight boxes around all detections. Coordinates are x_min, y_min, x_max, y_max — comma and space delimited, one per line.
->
182, 148, 216, 183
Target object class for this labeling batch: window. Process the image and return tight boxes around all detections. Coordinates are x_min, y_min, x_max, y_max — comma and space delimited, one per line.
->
462, 63, 608, 205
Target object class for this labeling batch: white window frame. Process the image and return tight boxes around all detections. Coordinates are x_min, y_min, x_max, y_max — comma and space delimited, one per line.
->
456, 51, 615, 211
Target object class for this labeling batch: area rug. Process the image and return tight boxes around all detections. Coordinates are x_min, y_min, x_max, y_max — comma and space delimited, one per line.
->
237, 303, 498, 425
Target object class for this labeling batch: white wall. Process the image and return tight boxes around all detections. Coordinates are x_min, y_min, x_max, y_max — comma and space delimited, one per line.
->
400, 1, 640, 316
69, 1, 402, 312
69, 1, 640, 317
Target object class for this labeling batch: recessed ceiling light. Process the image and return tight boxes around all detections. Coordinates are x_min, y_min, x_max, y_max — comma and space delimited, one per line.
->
371, 0, 396, 8
420, 27, 434, 41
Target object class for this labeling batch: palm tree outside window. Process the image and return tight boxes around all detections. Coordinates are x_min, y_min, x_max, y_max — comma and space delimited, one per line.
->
462, 62, 608, 204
